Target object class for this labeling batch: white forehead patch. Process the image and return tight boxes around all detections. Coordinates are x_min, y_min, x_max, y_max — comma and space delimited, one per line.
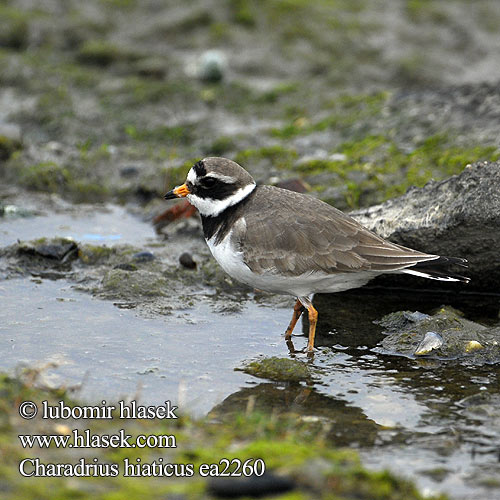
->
187, 168, 197, 184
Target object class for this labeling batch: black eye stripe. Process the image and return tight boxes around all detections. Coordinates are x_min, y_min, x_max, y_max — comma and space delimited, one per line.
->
200, 177, 217, 188
192, 180, 239, 200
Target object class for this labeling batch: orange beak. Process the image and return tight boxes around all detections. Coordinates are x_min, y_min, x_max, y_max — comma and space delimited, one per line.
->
164, 183, 190, 200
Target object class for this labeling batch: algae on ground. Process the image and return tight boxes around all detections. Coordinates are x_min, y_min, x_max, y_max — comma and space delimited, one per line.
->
101, 268, 168, 299
239, 356, 315, 383
292, 134, 500, 209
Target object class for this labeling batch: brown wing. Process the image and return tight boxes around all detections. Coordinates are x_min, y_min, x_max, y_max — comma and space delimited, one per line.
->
238, 186, 438, 276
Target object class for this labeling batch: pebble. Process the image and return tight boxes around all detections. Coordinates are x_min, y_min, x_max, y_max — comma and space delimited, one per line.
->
179, 252, 196, 269
132, 251, 155, 262
197, 50, 227, 83
120, 165, 140, 178
414, 331, 444, 356
207, 473, 295, 498
464, 340, 484, 353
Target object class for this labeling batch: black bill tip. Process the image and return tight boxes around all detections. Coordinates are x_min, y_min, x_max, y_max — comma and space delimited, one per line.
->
164, 189, 178, 200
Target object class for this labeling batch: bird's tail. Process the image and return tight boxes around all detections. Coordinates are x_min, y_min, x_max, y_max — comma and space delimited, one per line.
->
401, 256, 470, 283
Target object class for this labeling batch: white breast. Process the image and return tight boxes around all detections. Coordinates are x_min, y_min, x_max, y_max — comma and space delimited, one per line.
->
206, 223, 253, 287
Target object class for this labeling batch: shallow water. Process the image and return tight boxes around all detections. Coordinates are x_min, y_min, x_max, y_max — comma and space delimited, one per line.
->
0, 278, 291, 414
1, 205, 499, 500
0, 204, 157, 247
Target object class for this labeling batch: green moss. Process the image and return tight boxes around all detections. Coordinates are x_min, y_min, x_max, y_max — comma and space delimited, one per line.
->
270, 91, 389, 139
125, 124, 192, 145
229, 0, 257, 27
170, 9, 213, 32
11, 161, 110, 202
197, 81, 259, 113
405, 0, 450, 24
17, 161, 72, 193
234, 145, 297, 170
0, 6, 30, 50
384, 135, 500, 199
476, 4, 500, 33
209, 22, 230, 41
99, 0, 137, 8
258, 82, 300, 104
58, 61, 101, 88
293, 134, 499, 208
205, 136, 236, 156
78, 245, 115, 265
0, 135, 22, 161
131, 57, 166, 79
393, 53, 432, 85
102, 268, 167, 298
35, 85, 73, 129
118, 78, 197, 105
239, 357, 315, 383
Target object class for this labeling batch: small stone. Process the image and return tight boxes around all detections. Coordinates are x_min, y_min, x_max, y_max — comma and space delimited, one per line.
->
414, 331, 444, 356
464, 340, 484, 353
45, 141, 64, 153
120, 165, 140, 178
179, 252, 196, 269
207, 473, 295, 498
132, 251, 155, 262
329, 153, 347, 161
197, 50, 227, 83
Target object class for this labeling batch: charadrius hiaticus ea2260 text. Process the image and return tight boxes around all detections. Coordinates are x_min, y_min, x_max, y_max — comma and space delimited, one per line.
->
164, 157, 469, 353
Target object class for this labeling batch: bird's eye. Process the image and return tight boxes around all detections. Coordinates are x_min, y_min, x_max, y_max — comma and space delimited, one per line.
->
200, 177, 217, 188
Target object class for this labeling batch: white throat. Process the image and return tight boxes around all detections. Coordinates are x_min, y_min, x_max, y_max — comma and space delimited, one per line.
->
187, 182, 256, 217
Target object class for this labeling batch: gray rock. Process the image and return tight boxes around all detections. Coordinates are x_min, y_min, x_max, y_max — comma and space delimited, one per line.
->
377, 306, 500, 365
132, 251, 155, 262
18, 238, 78, 261
196, 50, 227, 83
350, 161, 500, 292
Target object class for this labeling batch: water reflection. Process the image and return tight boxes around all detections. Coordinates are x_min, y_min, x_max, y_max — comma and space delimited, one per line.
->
209, 382, 379, 448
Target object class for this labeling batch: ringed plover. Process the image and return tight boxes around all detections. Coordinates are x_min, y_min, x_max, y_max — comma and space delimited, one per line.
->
164, 157, 469, 352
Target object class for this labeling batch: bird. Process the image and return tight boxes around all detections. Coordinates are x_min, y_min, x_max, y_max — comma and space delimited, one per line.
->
164, 157, 469, 353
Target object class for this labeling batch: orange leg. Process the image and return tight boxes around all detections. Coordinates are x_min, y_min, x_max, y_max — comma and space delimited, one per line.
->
284, 299, 305, 340
305, 303, 318, 352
